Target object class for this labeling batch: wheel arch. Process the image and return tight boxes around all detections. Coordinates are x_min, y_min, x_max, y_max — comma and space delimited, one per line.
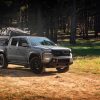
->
0, 49, 7, 57
0, 51, 6, 57
0, 51, 8, 68
29, 53, 41, 62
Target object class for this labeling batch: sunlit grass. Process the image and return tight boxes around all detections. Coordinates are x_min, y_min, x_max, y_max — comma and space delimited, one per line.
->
60, 39, 100, 74
70, 56, 100, 74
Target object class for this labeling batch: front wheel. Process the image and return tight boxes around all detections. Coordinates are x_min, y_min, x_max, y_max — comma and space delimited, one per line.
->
56, 65, 69, 73
30, 57, 44, 74
0, 54, 8, 69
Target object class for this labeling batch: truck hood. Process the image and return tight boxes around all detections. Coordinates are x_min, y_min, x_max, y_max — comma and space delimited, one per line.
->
33, 45, 71, 51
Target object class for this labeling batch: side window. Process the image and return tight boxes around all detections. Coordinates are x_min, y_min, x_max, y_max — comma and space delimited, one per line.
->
0, 38, 8, 46
11, 38, 18, 46
18, 38, 28, 46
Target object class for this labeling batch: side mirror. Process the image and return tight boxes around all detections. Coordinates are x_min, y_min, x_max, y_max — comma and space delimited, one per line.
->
22, 43, 29, 47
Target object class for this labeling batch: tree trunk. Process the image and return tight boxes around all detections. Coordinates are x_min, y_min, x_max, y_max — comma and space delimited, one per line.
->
70, 0, 77, 44
94, 15, 99, 38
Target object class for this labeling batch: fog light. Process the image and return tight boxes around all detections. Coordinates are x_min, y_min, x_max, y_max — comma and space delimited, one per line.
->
43, 53, 52, 63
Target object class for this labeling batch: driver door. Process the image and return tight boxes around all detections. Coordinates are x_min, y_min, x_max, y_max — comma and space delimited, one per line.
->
16, 38, 29, 63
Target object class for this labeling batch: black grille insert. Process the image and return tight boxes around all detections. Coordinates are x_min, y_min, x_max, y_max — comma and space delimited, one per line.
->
52, 50, 70, 56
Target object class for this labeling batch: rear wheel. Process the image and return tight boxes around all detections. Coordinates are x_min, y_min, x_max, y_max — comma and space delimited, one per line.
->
56, 65, 69, 73
0, 54, 8, 69
30, 57, 44, 74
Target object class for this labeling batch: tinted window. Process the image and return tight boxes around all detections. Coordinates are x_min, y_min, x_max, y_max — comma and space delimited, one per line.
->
11, 38, 18, 46
19, 38, 28, 46
0, 38, 8, 46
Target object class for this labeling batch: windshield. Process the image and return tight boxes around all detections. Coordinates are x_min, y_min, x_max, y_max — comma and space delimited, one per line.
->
29, 37, 55, 46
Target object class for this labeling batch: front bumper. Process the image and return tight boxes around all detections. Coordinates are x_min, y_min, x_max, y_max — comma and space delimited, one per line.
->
43, 55, 73, 68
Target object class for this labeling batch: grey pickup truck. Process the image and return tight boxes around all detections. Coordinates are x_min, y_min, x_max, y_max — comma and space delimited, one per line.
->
0, 36, 73, 74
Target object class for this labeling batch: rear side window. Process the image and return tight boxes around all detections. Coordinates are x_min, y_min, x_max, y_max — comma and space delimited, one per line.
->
11, 38, 18, 46
0, 38, 8, 46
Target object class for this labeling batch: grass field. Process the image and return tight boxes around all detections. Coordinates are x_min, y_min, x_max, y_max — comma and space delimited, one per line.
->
61, 39, 100, 74
70, 56, 100, 74
0, 39, 100, 100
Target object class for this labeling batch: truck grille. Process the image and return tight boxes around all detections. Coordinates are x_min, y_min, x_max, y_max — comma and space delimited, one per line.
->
52, 50, 70, 56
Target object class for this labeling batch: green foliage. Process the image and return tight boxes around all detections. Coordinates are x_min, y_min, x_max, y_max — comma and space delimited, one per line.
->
60, 39, 100, 57
72, 47, 100, 57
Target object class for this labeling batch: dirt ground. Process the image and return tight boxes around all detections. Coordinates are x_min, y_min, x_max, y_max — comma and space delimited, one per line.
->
0, 65, 100, 100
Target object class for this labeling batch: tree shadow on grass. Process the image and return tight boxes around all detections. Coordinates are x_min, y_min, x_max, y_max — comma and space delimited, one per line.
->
72, 48, 100, 57
21, 96, 71, 100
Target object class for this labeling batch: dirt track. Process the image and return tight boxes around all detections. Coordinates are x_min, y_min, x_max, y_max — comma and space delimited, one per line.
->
0, 65, 100, 100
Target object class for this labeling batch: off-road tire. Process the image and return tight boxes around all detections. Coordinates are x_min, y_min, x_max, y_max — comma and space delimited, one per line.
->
30, 57, 44, 74
0, 54, 8, 69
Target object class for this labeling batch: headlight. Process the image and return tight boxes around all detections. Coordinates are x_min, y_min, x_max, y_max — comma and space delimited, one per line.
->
42, 53, 52, 63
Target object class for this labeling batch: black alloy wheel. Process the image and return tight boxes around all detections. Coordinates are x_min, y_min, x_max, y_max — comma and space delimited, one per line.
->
30, 57, 44, 74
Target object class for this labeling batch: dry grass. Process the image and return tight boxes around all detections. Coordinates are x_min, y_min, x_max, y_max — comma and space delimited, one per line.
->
0, 61, 100, 100
0, 39, 100, 100
71, 56, 100, 74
